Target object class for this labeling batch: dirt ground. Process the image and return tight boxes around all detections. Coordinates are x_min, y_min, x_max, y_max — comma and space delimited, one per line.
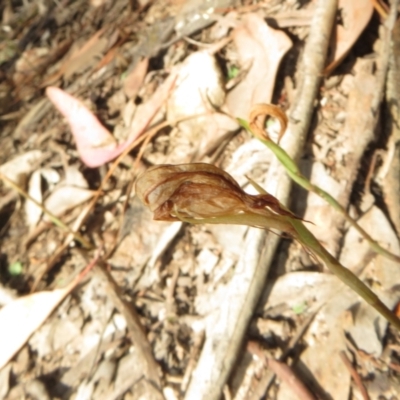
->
1, 0, 400, 399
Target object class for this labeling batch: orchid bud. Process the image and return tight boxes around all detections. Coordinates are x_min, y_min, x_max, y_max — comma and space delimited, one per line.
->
136, 163, 295, 222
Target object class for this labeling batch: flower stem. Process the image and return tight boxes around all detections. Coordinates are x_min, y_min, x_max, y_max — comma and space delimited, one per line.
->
289, 218, 400, 330
239, 118, 400, 264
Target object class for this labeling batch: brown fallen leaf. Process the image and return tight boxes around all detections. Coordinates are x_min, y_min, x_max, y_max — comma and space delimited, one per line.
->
324, 0, 374, 74
123, 57, 149, 98
42, 28, 111, 85
225, 13, 292, 119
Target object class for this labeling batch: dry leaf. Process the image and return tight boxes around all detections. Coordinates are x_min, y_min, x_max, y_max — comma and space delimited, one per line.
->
25, 170, 43, 228
43, 186, 94, 220
46, 86, 118, 167
325, 0, 374, 74
226, 13, 292, 119
0, 285, 74, 369
0, 150, 42, 186
123, 57, 149, 98
0, 259, 96, 370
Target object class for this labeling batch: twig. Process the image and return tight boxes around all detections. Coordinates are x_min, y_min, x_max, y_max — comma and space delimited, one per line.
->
250, 310, 319, 400
183, 1, 338, 399
94, 260, 164, 398
340, 351, 370, 400
247, 342, 316, 400
267, 358, 315, 400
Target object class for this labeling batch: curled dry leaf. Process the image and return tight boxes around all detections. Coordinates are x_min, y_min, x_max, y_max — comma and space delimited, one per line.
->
135, 163, 296, 221
249, 103, 288, 143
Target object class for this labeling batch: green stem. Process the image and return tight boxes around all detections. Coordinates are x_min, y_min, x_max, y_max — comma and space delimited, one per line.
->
239, 119, 400, 263
289, 218, 400, 330
177, 211, 400, 329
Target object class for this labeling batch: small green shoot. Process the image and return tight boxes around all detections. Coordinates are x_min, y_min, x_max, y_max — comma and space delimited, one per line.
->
292, 302, 308, 315
8, 261, 23, 276
227, 65, 239, 80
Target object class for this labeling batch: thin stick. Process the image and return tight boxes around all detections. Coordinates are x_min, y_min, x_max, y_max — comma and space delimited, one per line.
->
247, 342, 316, 400
250, 310, 319, 400
340, 351, 370, 400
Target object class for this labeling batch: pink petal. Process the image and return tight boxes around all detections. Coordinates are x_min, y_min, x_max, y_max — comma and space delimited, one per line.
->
46, 71, 176, 168
46, 86, 117, 167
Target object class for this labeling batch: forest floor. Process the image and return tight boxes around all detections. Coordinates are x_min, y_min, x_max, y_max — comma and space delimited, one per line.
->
0, 0, 400, 399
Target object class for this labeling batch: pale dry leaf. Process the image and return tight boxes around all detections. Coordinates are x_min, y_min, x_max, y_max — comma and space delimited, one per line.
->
63, 29, 108, 79
300, 324, 351, 400
0, 363, 11, 398
43, 186, 94, 220
262, 271, 339, 315
340, 205, 400, 291
123, 57, 149, 98
168, 51, 225, 121
226, 13, 292, 119
346, 300, 386, 356
40, 168, 60, 186
0, 284, 76, 369
124, 68, 178, 138
325, 0, 374, 74
0, 150, 42, 186
298, 284, 358, 400
122, 99, 136, 129
64, 165, 89, 188
25, 170, 43, 229
166, 51, 237, 160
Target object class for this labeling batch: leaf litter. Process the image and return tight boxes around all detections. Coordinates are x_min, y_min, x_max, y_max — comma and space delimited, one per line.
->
0, 0, 400, 399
